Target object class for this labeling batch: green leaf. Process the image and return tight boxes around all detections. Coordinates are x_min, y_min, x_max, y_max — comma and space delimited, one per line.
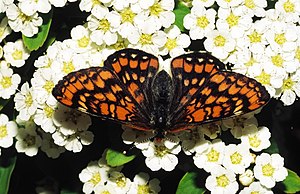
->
264, 137, 279, 154
106, 149, 136, 167
173, 2, 190, 32
23, 9, 53, 51
0, 156, 17, 194
282, 169, 300, 193
176, 172, 206, 194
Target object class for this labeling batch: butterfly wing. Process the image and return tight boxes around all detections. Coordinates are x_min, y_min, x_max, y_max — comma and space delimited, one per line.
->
52, 49, 159, 131
167, 52, 270, 132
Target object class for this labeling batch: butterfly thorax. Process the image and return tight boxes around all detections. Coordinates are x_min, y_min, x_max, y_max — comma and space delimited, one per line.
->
151, 70, 174, 137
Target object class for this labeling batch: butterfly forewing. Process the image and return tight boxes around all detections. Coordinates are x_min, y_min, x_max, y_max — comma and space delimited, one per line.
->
167, 53, 270, 132
52, 49, 160, 131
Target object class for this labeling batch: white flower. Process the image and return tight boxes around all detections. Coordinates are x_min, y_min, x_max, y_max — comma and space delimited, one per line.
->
279, 71, 300, 106
70, 25, 92, 53
140, 0, 175, 29
241, 126, 271, 152
253, 153, 288, 188
240, 181, 273, 194
18, 0, 52, 16
239, 0, 267, 17
79, 161, 110, 194
222, 144, 252, 174
237, 21, 268, 53
205, 165, 239, 194
108, 171, 132, 193
222, 113, 258, 139
94, 183, 117, 194
141, 139, 181, 171
193, 139, 225, 172
239, 169, 255, 186
87, 6, 121, 46
275, 0, 300, 23
6, 4, 43, 37
79, 0, 113, 12
265, 22, 298, 53
216, 7, 252, 38
14, 82, 38, 121
117, 6, 140, 39
48, 0, 68, 7
0, 113, 18, 148
31, 68, 60, 104
0, 62, 21, 99
34, 99, 57, 133
0, 17, 12, 43
183, 5, 216, 40
216, 0, 242, 8
128, 172, 161, 194
160, 25, 190, 57
40, 132, 65, 159
128, 28, 167, 56
15, 123, 42, 156
204, 30, 236, 60
3, 39, 30, 67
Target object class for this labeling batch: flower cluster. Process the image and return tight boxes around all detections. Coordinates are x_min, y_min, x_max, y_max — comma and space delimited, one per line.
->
78, 150, 161, 194
0, 0, 298, 193
123, 112, 288, 193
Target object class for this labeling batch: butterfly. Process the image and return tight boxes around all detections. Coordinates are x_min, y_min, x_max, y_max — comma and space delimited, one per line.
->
52, 48, 270, 138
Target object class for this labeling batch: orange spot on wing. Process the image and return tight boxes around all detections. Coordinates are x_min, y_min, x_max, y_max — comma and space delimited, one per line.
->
216, 96, 229, 104
116, 106, 129, 120
239, 85, 251, 95
112, 62, 122, 73
106, 92, 117, 102
94, 93, 105, 101
205, 95, 217, 104
205, 64, 214, 73
132, 73, 138, 80
140, 61, 148, 70
218, 82, 231, 92
192, 109, 205, 122
100, 71, 113, 80
195, 64, 204, 73
184, 62, 193, 73
212, 106, 222, 118
150, 58, 158, 68
189, 88, 198, 96
119, 57, 128, 66
129, 60, 138, 68
129, 82, 139, 93
172, 58, 183, 68
100, 103, 109, 115
59, 98, 73, 106
211, 74, 225, 84
228, 84, 240, 95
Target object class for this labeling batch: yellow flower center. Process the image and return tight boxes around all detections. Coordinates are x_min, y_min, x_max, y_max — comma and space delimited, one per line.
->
271, 55, 283, 67
121, 8, 136, 23
245, 0, 255, 9
43, 80, 54, 93
25, 93, 33, 107
214, 35, 226, 47
44, 105, 54, 118
206, 148, 220, 162
137, 184, 151, 194
295, 47, 300, 61
216, 174, 229, 187
256, 71, 271, 85
78, 36, 89, 48
155, 145, 168, 157
150, 2, 163, 16
274, 33, 286, 45
63, 61, 75, 74
92, 0, 101, 6
245, 57, 256, 67
283, 0, 295, 13
89, 172, 101, 185
116, 175, 127, 188
0, 76, 12, 88
248, 30, 262, 43
230, 152, 242, 164
165, 38, 177, 50
139, 34, 153, 45
226, 13, 240, 27
99, 19, 110, 32
262, 163, 275, 177
251, 192, 259, 194
0, 125, 8, 139
248, 135, 261, 148
283, 78, 294, 90
197, 16, 209, 28
12, 50, 23, 60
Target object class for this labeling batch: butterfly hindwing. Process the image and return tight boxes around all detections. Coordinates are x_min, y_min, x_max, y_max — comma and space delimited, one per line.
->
167, 53, 270, 132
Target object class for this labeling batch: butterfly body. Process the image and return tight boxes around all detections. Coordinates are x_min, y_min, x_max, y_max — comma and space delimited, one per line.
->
52, 49, 270, 138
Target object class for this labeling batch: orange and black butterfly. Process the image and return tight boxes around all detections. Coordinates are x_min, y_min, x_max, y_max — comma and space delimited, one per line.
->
52, 49, 270, 138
